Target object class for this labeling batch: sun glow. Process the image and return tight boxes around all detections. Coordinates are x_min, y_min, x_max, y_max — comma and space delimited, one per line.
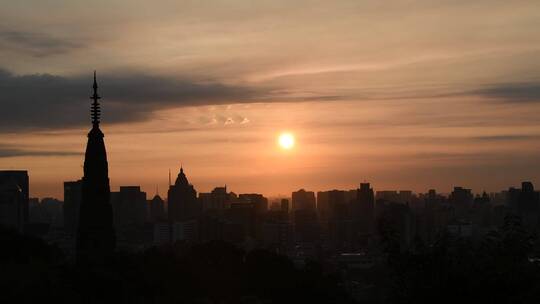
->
278, 132, 295, 150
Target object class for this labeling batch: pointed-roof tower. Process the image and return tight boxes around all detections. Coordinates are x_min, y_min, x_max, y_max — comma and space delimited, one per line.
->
77, 71, 116, 263
175, 166, 190, 186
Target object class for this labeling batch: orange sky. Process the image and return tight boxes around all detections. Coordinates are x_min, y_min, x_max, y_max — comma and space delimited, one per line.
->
1, 1, 540, 199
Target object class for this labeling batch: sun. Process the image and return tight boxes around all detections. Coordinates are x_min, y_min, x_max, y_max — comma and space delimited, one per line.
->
278, 132, 295, 150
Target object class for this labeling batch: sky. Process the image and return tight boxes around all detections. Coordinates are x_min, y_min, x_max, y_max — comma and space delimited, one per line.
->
1, 0, 540, 199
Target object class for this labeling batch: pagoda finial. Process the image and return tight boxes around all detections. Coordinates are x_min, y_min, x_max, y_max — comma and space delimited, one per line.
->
90, 71, 101, 127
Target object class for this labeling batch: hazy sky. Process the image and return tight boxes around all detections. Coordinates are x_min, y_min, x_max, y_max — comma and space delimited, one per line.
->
1, 0, 540, 199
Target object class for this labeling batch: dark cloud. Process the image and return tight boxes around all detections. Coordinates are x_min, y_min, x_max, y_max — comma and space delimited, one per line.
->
0, 144, 82, 158
474, 82, 540, 103
0, 31, 83, 57
4, 64, 539, 134
0, 68, 260, 132
472, 134, 540, 141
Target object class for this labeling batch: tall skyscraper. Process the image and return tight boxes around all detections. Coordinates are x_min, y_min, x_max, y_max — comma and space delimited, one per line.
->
352, 183, 375, 234
168, 167, 198, 222
76, 72, 116, 262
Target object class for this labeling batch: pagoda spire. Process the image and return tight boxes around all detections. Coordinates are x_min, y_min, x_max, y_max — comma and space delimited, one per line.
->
77, 71, 115, 264
90, 71, 101, 127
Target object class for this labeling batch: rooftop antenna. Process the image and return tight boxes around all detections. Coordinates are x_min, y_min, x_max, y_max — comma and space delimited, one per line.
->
168, 169, 171, 187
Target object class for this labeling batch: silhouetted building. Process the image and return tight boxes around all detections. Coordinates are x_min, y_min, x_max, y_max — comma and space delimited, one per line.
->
317, 191, 330, 220
376, 190, 415, 204
109, 186, 151, 250
292, 189, 316, 211
111, 186, 148, 229
0, 170, 29, 232
238, 193, 268, 214
447, 219, 473, 238
418, 189, 451, 244
376, 190, 399, 203
30, 197, 63, 226
378, 202, 415, 252
76, 72, 116, 262
449, 186, 473, 218
517, 182, 539, 213
507, 182, 540, 229
148, 194, 166, 222
225, 202, 257, 244
168, 167, 198, 222
470, 192, 492, 232
199, 213, 226, 242
293, 208, 320, 243
199, 186, 231, 211
316, 190, 356, 251
317, 190, 348, 221
172, 219, 198, 242
352, 183, 375, 235
269, 200, 281, 211
63, 180, 82, 235
28, 197, 39, 221
281, 198, 289, 214
424, 189, 444, 207
262, 212, 292, 253
153, 221, 170, 245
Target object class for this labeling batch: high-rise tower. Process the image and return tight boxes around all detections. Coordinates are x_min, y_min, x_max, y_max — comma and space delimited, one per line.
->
168, 167, 198, 223
76, 72, 115, 262
352, 183, 375, 234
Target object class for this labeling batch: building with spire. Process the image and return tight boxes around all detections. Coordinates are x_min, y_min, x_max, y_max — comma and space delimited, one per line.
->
76, 72, 116, 262
168, 167, 198, 223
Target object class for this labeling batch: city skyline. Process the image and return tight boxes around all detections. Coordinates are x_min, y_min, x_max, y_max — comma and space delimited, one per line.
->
3, 2, 540, 302
1, 1, 540, 199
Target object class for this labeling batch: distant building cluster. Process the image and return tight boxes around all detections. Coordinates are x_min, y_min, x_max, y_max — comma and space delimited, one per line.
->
3, 166, 540, 259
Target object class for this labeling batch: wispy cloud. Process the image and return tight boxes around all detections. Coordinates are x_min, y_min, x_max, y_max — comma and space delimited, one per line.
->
473, 83, 540, 103
472, 134, 540, 141
0, 144, 82, 158
0, 31, 83, 57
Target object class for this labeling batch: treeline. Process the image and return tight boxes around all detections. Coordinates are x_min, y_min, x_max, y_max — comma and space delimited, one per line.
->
380, 214, 540, 304
0, 227, 353, 304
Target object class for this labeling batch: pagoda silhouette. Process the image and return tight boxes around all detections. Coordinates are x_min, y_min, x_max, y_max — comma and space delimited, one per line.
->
76, 72, 116, 263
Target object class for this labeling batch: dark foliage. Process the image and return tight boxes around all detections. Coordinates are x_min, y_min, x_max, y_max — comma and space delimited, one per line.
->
0, 227, 353, 304
383, 215, 540, 304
